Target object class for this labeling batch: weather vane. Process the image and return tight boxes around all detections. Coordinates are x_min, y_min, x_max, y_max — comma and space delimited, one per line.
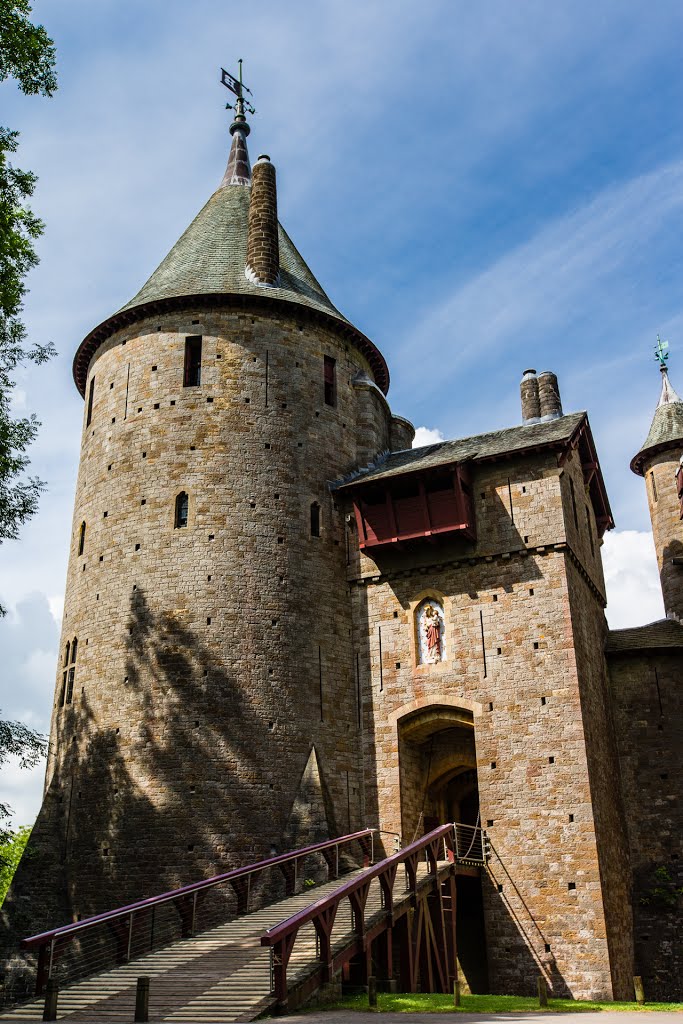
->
654, 335, 670, 368
221, 59, 256, 119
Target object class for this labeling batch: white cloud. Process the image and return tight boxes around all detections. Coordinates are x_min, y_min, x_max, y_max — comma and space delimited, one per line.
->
395, 159, 683, 397
603, 529, 664, 629
0, 756, 46, 830
413, 426, 446, 448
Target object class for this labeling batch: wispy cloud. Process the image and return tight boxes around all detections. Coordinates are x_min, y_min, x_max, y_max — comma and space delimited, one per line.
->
393, 158, 683, 399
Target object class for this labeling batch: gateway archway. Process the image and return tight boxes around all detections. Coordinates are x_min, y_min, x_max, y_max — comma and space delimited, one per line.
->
397, 704, 489, 993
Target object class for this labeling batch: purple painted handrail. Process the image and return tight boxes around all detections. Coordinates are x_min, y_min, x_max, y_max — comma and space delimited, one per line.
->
21, 828, 375, 950
261, 823, 453, 947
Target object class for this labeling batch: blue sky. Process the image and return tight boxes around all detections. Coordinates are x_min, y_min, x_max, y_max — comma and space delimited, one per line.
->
1, 0, 682, 823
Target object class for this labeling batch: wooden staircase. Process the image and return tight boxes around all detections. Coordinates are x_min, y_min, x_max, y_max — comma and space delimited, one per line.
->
3, 869, 368, 1023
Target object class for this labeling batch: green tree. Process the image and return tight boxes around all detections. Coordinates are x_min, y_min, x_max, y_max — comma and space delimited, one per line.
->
0, 3, 56, 845
0, 1, 57, 600
0, 824, 31, 905
0, 714, 46, 847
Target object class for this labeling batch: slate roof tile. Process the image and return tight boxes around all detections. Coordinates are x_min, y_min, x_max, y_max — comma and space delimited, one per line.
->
336, 411, 587, 489
606, 617, 683, 653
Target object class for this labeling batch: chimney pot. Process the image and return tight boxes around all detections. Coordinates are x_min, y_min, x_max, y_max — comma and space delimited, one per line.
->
520, 369, 540, 424
246, 157, 280, 286
537, 371, 563, 420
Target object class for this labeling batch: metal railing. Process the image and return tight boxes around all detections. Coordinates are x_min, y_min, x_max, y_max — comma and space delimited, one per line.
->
21, 828, 375, 995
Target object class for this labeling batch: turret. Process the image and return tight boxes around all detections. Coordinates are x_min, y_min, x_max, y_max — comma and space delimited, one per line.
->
631, 345, 683, 621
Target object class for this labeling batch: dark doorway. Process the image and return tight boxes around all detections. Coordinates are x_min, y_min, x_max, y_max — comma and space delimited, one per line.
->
397, 706, 489, 993
456, 874, 489, 993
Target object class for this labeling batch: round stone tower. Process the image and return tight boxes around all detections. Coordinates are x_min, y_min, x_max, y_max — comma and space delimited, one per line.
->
10, 108, 413, 929
631, 361, 683, 622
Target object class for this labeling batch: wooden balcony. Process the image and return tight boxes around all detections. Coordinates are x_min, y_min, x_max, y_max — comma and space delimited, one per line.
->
352, 466, 475, 551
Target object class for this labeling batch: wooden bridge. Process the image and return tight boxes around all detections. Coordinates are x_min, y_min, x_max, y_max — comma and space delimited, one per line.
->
4, 824, 486, 1022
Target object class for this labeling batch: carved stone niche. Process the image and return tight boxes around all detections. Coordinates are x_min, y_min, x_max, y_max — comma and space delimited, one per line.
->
415, 597, 446, 666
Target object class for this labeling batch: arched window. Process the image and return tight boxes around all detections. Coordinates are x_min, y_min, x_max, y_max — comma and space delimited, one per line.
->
65, 637, 77, 705
416, 598, 446, 665
323, 356, 336, 406
175, 491, 189, 529
86, 376, 95, 426
78, 521, 86, 556
310, 502, 321, 538
60, 639, 71, 707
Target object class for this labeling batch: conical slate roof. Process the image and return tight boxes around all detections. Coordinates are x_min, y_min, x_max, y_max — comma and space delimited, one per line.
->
73, 125, 389, 396
118, 186, 343, 321
631, 367, 683, 475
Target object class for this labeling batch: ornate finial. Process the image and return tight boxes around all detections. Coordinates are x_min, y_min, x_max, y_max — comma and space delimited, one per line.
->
221, 59, 256, 137
655, 335, 670, 370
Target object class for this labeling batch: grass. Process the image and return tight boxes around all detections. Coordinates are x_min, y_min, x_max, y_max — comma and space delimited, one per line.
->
322, 992, 683, 1014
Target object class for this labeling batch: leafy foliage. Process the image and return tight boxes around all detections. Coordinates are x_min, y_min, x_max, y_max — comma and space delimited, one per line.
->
0, 713, 47, 844
639, 865, 683, 908
0, 2, 56, 594
0, 4, 55, 849
0, 824, 31, 905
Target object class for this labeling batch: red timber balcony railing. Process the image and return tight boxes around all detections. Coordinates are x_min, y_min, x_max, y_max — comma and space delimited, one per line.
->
351, 466, 476, 551
21, 829, 375, 995
261, 822, 488, 1008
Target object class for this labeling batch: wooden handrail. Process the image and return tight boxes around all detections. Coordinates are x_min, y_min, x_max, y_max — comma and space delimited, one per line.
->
261, 823, 452, 948
22, 828, 375, 950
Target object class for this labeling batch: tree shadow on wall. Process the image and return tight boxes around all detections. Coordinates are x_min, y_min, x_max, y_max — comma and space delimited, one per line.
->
2, 586, 332, 999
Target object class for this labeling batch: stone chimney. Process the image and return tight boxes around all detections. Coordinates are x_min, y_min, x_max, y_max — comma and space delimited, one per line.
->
245, 154, 280, 286
520, 369, 540, 424
538, 370, 563, 421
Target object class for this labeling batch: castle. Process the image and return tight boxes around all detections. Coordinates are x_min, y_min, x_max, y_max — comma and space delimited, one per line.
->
2, 94, 682, 1003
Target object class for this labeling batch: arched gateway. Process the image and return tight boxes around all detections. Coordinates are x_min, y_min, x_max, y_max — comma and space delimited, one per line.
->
396, 702, 489, 993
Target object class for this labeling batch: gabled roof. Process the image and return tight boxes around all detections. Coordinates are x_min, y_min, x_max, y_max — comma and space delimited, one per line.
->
336, 411, 587, 489
72, 129, 389, 396
631, 368, 683, 475
606, 617, 683, 653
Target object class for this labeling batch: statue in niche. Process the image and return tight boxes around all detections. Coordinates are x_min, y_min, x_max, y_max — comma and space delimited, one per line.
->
417, 599, 446, 665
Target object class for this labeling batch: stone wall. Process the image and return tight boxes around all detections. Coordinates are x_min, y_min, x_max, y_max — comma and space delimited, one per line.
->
608, 648, 683, 1000
2, 305, 394, 967
642, 450, 683, 622
563, 558, 633, 999
347, 446, 626, 999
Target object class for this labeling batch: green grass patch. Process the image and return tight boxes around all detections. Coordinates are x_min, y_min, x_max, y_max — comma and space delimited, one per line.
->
323, 991, 683, 1013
